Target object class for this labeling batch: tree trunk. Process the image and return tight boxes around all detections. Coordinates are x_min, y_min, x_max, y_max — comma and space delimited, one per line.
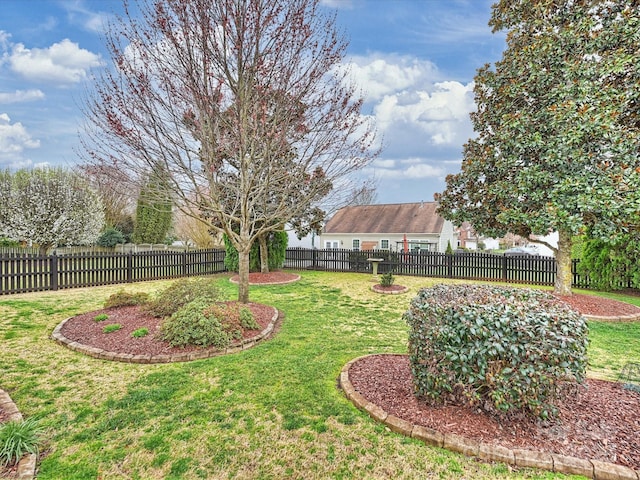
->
237, 247, 251, 304
259, 234, 269, 273
554, 229, 573, 296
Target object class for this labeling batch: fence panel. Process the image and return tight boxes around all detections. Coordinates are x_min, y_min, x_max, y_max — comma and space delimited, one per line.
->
0, 249, 226, 295
283, 248, 604, 289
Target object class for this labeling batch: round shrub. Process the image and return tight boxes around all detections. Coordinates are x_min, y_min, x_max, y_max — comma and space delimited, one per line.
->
104, 290, 150, 309
404, 284, 589, 419
159, 299, 240, 348
145, 278, 220, 318
97, 227, 125, 248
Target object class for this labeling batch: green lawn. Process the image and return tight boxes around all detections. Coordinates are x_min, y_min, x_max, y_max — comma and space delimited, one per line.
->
1, 271, 638, 479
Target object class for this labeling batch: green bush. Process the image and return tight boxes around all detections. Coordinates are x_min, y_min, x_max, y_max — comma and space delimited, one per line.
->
159, 299, 240, 348
379, 271, 395, 287
145, 278, 220, 318
97, 227, 125, 248
103, 324, 122, 333
104, 290, 150, 309
404, 284, 589, 419
239, 306, 259, 330
93, 313, 109, 322
131, 328, 149, 338
0, 418, 42, 466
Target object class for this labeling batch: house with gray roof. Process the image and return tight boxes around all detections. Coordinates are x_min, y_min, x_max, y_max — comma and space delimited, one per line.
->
320, 202, 457, 253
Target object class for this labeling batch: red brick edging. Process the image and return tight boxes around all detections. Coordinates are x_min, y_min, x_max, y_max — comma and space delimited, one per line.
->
51, 306, 279, 363
339, 354, 640, 480
584, 312, 640, 322
0, 389, 37, 480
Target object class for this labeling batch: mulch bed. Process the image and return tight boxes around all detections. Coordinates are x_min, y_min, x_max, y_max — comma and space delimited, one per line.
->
58, 302, 276, 357
349, 354, 640, 470
371, 284, 408, 294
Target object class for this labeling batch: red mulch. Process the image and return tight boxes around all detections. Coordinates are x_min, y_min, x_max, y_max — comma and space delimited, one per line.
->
555, 293, 640, 318
372, 284, 408, 293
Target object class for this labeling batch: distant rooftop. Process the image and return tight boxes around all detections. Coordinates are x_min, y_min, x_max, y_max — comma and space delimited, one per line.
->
324, 202, 445, 234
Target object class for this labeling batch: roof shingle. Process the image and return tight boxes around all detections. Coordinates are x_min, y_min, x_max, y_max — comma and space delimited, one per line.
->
324, 202, 445, 234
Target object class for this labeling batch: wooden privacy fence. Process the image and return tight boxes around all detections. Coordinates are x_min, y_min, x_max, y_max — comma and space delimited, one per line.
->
284, 248, 589, 288
0, 249, 226, 295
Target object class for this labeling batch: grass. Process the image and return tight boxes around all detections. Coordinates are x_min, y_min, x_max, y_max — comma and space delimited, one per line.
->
1, 271, 638, 479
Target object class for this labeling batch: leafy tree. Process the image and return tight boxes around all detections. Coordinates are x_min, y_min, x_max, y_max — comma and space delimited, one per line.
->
82, 0, 377, 302
0, 168, 104, 254
435, 1, 640, 295
578, 234, 640, 291
224, 230, 287, 273
132, 166, 173, 244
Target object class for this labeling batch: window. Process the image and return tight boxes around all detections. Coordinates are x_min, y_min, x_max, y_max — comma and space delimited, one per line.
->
325, 241, 339, 249
352, 239, 360, 251
380, 239, 389, 250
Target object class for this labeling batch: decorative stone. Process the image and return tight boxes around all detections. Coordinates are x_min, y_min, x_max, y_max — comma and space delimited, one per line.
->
443, 432, 479, 457
478, 443, 515, 465
385, 414, 413, 436
411, 425, 444, 448
552, 453, 594, 477
513, 448, 554, 471
363, 402, 388, 423
591, 460, 640, 480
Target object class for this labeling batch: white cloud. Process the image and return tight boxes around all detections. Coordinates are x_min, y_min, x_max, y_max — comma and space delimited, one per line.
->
63, 1, 112, 33
320, 0, 354, 9
374, 81, 475, 147
370, 158, 444, 179
7, 38, 103, 85
0, 31, 10, 51
0, 113, 40, 167
344, 54, 440, 102
0, 89, 45, 104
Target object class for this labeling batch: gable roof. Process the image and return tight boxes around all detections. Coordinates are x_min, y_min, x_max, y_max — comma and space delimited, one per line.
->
324, 202, 445, 234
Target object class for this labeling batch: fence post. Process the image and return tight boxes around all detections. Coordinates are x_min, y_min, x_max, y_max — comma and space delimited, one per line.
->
127, 252, 133, 283
312, 248, 318, 269
446, 253, 453, 278
50, 252, 58, 291
502, 255, 508, 282
182, 250, 188, 277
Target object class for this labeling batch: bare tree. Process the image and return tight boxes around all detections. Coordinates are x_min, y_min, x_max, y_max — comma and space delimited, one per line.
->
82, 0, 377, 302
76, 163, 136, 233
173, 207, 222, 249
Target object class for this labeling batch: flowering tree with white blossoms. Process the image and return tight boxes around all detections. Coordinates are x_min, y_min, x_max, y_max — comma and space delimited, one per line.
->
0, 168, 105, 254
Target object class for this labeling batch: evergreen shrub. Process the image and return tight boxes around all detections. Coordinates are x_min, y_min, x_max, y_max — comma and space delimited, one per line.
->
145, 278, 220, 318
159, 299, 241, 348
104, 290, 150, 309
404, 284, 589, 419
97, 227, 125, 248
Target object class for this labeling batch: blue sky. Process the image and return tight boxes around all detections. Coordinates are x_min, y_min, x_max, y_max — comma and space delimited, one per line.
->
0, 0, 506, 205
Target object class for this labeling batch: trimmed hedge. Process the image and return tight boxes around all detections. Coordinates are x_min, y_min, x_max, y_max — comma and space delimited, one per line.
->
404, 284, 589, 419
